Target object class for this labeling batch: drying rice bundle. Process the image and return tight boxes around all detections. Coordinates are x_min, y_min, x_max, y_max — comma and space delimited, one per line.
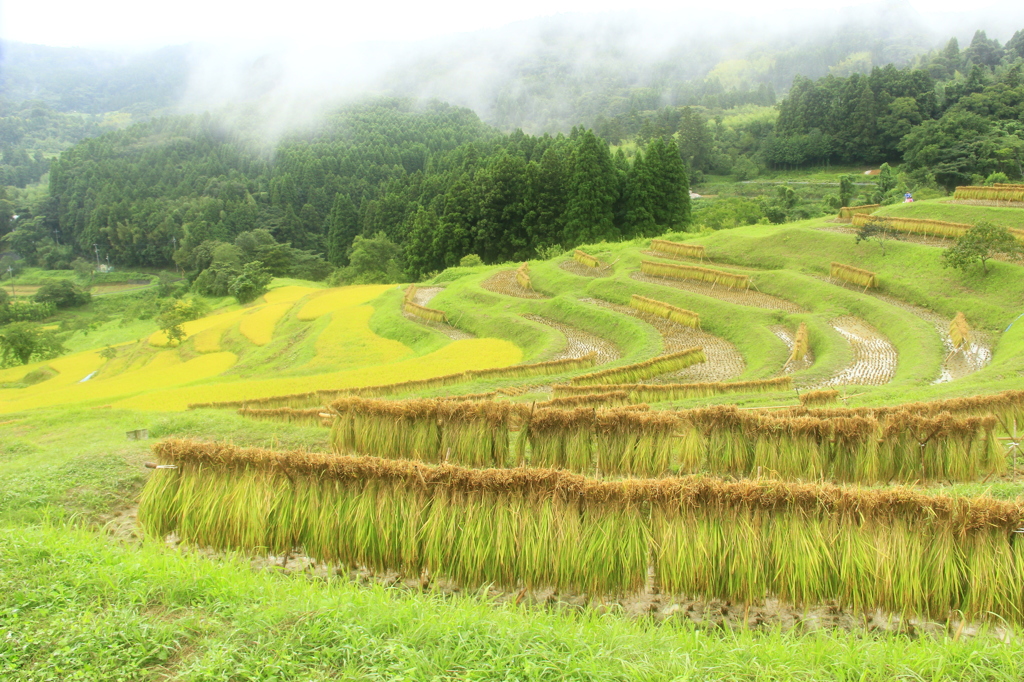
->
403, 301, 447, 323
630, 377, 793, 403
437, 391, 499, 401
237, 407, 330, 427
837, 204, 880, 221
630, 294, 700, 329
468, 352, 597, 380
437, 400, 519, 468
142, 439, 1024, 620
879, 412, 1002, 482
594, 409, 678, 477
950, 312, 971, 350
188, 354, 603, 411
799, 389, 839, 407
524, 407, 596, 472
788, 322, 810, 365
573, 250, 601, 268
515, 262, 533, 290
676, 405, 750, 474
537, 391, 631, 409
850, 214, 972, 240
830, 262, 877, 288
649, 239, 707, 260
551, 377, 791, 401
330, 397, 443, 463
954, 186, 1024, 203
404, 285, 417, 303
782, 390, 1024, 426
569, 348, 706, 386
640, 260, 750, 290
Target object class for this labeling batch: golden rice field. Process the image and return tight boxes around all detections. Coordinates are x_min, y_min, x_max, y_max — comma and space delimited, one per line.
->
304, 305, 412, 371
239, 302, 292, 346
296, 285, 394, 320
117, 339, 520, 411
0, 283, 522, 414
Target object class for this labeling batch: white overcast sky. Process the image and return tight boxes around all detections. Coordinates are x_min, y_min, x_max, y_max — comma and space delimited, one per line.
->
0, 0, 1012, 50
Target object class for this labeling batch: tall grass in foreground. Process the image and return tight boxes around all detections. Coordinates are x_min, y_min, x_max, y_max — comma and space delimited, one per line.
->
141, 439, 1024, 623
10, 528, 1024, 682
640, 260, 749, 290
630, 294, 700, 329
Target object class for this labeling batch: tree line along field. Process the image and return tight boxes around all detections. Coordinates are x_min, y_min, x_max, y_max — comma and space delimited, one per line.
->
3, 196, 1024, 679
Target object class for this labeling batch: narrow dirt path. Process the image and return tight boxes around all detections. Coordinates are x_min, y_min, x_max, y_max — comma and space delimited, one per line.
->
631, 272, 805, 313
481, 270, 548, 298
584, 298, 745, 382
815, 316, 897, 388
522, 314, 621, 364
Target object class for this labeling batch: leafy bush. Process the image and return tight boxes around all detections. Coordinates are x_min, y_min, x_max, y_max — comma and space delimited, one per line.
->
33, 280, 91, 308
229, 261, 273, 304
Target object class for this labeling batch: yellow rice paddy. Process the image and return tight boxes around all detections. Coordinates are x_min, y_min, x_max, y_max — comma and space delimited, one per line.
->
296, 285, 395, 320
239, 302, 293, 346
116, 339, 521, 411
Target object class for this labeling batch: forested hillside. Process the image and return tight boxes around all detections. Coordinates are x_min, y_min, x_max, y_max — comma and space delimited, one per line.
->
25, 101, 689, 284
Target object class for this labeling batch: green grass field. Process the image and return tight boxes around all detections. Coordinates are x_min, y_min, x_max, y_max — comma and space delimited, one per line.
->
3, 196, 1024, 679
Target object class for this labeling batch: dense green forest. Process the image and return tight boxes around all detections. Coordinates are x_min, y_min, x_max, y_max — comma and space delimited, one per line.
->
8, 101, 688, 286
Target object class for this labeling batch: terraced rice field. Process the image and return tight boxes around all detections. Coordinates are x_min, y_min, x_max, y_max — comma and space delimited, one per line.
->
820, 273, 993, 383
770, 325, 815, 373
559, 259, 614, 278
481, 269, 547, 298
239, 302, 292, 346
631, 272, 805, 313
403, 286, 474, 340
585, 298, 744, 382
817, 316, 898, 388
521, 314, 621, 364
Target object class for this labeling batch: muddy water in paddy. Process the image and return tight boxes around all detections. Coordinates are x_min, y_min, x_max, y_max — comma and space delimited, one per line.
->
820, 276, 992, 383
480, 269, 547, 299
815, 316, 897, 388
868, 291, 992, 383
584, 298, 745, 382
631, 272, 805, 313
403, 286, 474, 341
522, 314, 621, 365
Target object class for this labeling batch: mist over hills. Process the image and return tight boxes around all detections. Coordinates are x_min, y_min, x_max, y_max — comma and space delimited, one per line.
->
0, 2, 994, 133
